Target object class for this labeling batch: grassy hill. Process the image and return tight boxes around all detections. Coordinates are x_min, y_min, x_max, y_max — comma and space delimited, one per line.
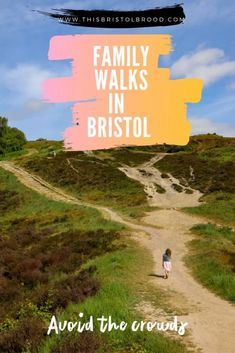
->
0, 168, 189, 353
153, 134, 235, 224
16, 134, 235, 304
1, 134, 234, 351
16, 134, 235, 223
0, 167, 119, 351
18, 141, 157, 219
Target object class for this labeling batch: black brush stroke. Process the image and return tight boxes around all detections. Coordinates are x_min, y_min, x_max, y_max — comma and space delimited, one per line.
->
37, 4, 185, 28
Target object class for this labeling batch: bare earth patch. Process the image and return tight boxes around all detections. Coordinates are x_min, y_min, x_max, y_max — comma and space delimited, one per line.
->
119, 154, 202, 208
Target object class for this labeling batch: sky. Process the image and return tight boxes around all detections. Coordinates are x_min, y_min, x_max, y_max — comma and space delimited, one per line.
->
0, 0, 235, 140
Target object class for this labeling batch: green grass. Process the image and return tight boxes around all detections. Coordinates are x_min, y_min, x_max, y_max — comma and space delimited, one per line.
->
186, 223, 235, 304
39, 244, 188, 353
0, 140, 63, 162
154, 138, 235, 223
19, 152, 150, 219
24, 141, 154, 166
155, 153, 235, 195
184, 192, 235, 224
0, 167, 188, 353
99, 148, 154, 166
25, 140, 63, 156
154, 183, 166, 194
200, 146, 235, 162
0, 168, 123, 233
0, 167, 123, 351
9, 136, 235, 223
0, 149, 27, 161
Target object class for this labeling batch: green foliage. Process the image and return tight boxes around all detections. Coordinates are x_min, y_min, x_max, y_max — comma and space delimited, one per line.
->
21, 152, 149, 218
0, 117, 26, 155
0, 168, 188, 353
200, 146, 235, 162
154, 183, 166, 193
154, 136, 235, 223
18, 301, 51, 321
192, 223, 234, 241
0, 318, 18, 333
0, 168, 122, 352
101, 148, 154, 166
187, 223, 235, 303
39, 246, 188, 353
155, 153, 235, 194
26, 140, 63, 156
185, 192, 235, 224
14, 134, 235, 222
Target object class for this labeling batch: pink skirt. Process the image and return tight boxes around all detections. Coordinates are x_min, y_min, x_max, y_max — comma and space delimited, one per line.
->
163, 261, 172, 272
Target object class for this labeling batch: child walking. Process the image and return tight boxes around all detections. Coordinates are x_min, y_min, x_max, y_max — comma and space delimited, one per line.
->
162, 248, 172, 279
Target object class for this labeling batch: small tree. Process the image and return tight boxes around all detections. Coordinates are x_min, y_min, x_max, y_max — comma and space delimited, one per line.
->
0, 117, 26, 155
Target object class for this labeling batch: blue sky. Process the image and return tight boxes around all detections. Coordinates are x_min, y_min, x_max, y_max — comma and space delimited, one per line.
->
0, 0, 235, 140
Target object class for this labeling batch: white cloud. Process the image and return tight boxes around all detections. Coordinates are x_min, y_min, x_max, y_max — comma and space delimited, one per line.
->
0, 63, 56, 120
0, 62, 71, 121
1, 64, 52, 98
191, 117, 235, 137
172, 47, 235, 86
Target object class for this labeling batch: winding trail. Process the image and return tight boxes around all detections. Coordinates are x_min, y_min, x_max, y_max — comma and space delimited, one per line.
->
0, 159, 234, 353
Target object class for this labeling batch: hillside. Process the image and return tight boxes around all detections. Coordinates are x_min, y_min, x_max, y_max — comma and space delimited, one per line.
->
154, 134, 235, 224
0, 134, 234, 353
17, 134, 235, 222
0, 166, 190, 353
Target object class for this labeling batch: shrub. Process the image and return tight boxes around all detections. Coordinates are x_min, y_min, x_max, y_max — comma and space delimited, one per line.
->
52, 332, 101, 353
48, 270, 99, 311
0, 117, 26, 155
13, 258, 48, 286
0, 318, 45, 353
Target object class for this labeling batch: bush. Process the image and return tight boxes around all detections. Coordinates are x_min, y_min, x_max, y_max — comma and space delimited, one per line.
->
0, 117, 26, 155
34, 270, 99, 311
52, 332, 101, 353
156, 154, 235, 194
0, 318, 45, 353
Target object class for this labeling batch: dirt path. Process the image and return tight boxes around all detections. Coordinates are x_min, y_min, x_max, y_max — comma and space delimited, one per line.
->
0, 160, 234, 353
119, 156, 235, 353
